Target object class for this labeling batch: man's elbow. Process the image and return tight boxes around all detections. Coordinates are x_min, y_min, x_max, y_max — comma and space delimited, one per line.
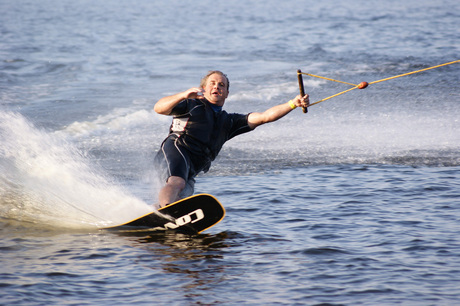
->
154, 103, 169, 115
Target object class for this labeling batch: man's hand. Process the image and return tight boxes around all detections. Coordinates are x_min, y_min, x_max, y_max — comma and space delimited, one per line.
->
182, 87, 205, 100
291, 94, 310, 109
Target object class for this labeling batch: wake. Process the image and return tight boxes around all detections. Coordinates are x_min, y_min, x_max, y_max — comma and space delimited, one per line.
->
0, 111, 154, 229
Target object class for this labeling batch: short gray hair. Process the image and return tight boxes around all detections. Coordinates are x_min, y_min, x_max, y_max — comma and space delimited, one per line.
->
200, 70, 230, 91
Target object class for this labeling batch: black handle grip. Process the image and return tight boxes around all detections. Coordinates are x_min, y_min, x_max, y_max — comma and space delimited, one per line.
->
297, 69, 308, 113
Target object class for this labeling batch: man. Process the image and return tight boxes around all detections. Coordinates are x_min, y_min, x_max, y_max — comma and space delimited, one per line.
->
154, 70, 309, 207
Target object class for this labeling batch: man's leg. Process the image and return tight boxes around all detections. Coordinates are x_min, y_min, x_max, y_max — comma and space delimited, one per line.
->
158, 176, 186, 208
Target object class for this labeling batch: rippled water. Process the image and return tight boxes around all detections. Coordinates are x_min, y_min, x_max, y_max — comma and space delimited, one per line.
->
1, 0, 459, 304
2, 166, 460, 305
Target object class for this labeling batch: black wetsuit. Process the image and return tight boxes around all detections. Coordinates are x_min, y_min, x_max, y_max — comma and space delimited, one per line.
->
154, 98, 253, 196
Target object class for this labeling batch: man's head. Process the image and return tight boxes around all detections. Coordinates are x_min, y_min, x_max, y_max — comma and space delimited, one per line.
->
200, 71, 229, 106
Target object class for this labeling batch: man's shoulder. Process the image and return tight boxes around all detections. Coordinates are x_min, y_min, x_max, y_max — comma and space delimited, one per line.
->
183, 98, 205, 106
171, 98, 204, 115
218, 111, 251, 132
225, 111, 249, 120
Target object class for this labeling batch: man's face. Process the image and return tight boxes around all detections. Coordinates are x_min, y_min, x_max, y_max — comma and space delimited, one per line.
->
202, 73, 229, 106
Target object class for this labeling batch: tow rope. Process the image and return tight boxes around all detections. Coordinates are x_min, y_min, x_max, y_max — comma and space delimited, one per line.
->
297, 59, 460, 110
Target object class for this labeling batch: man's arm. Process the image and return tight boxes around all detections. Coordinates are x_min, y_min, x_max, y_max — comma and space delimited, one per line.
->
154, 87, 204, 115
247, 94, 309, 129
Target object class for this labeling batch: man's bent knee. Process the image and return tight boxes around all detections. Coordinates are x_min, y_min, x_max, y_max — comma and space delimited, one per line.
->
166, 176, 186, 190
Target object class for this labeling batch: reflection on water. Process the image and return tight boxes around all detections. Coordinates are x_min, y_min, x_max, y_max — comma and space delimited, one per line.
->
115, 230, 234, 294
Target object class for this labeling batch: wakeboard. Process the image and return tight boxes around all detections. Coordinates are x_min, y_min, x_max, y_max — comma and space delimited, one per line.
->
105, 194, 225, 234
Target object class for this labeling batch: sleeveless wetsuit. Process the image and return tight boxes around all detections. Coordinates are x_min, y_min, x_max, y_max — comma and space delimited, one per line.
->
154, 98, 253, 196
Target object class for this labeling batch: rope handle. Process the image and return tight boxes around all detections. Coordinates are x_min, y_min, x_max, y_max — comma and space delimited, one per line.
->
297, 69, 308, 113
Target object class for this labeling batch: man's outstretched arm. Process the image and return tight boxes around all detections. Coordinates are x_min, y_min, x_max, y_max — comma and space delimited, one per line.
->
247, 94, 309, 129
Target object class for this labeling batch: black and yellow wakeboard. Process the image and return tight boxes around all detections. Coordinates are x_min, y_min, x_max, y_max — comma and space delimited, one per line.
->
105, 194, 225, 234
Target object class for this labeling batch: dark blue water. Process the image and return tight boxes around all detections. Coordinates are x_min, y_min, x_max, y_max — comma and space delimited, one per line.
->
1, 0, 459, 304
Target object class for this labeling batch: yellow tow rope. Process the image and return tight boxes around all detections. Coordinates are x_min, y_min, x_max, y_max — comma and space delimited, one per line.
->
297, 59, 460, 109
